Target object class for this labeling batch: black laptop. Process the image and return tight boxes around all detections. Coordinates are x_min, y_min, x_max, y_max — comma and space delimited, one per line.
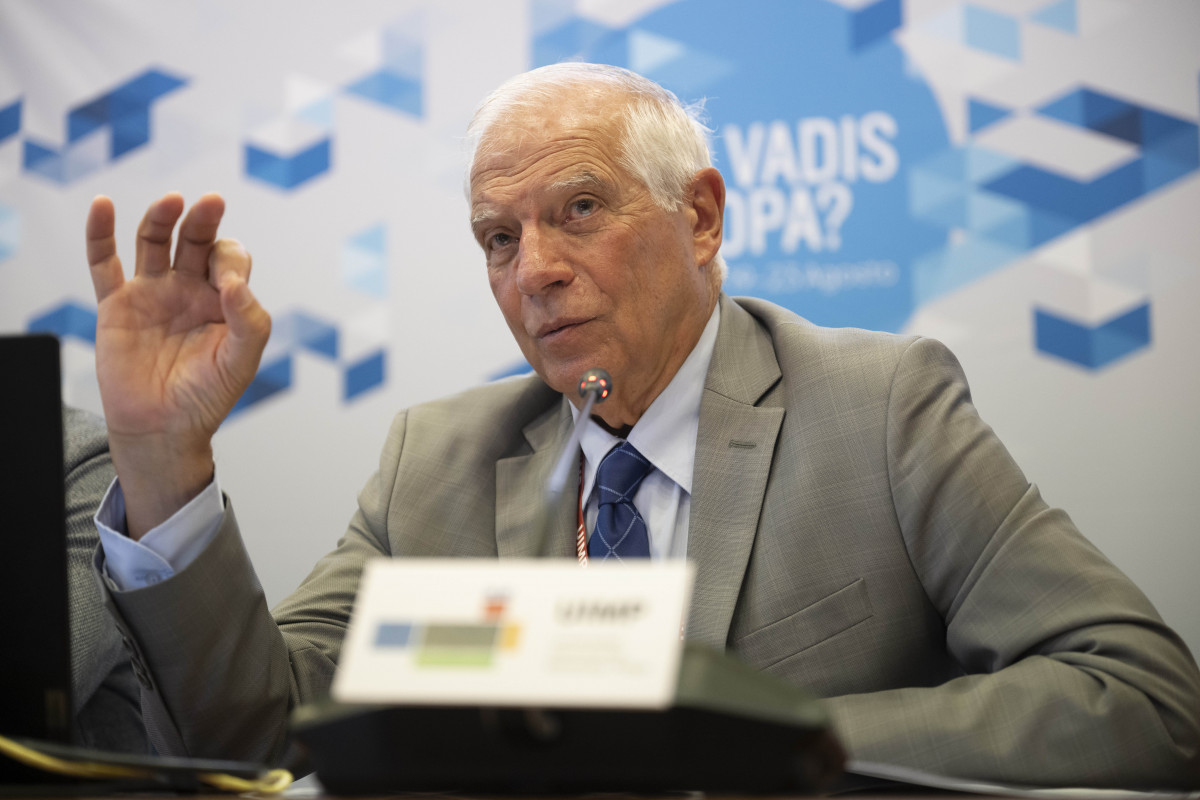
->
0, 334, 73, 780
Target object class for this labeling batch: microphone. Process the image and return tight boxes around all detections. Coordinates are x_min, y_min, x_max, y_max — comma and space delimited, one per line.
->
537, 368, 611, 555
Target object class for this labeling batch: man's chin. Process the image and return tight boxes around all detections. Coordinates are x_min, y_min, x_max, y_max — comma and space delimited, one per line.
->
534, 360, 592, 399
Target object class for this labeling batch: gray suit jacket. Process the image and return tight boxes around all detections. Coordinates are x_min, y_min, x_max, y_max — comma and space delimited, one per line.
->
63, 407, 147, 753
104, 295, 1200, 786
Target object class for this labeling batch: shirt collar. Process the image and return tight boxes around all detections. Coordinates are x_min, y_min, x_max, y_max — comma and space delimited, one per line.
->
575, 302, 721, 500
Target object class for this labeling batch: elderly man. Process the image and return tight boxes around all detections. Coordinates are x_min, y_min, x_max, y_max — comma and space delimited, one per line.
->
86, 63, 1200, 787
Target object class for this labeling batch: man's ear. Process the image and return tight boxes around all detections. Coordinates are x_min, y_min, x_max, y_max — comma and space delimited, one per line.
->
687, 167, 725, 267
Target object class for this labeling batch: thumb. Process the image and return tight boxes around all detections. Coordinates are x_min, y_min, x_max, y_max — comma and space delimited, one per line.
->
218, 273, 271, 383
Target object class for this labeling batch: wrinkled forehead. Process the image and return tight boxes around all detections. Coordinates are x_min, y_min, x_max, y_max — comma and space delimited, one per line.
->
468, 86, 627, 185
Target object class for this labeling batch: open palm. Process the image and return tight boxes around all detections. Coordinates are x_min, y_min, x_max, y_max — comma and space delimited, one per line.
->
85, 192, 270, 536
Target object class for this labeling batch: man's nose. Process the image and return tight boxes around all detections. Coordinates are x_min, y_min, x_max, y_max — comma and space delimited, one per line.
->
515, 227, 573, 295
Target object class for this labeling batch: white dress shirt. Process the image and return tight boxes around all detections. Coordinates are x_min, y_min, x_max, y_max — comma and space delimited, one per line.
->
577, 303, 720, 560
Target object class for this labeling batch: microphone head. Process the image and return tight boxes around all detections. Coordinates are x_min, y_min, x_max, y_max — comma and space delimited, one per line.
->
577, 368, 612, 403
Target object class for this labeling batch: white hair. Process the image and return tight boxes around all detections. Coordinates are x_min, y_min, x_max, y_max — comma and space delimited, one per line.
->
465, 62, 726, 278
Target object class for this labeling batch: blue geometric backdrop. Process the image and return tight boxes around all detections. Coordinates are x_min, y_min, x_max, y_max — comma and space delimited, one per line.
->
1, 0, 1197, 653
531, 0, 1199, 371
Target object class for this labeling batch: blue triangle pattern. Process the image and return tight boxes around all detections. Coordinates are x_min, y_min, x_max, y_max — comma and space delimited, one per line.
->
968, 97, 1011, 133
0, 204, 19, 262
346, 69, 423, 117
628, 29, 685, 74
963, 5, 1021, 60
1031, 0, 1078, 35
27, 301, 98, 344
350, 223, 386, 254
0, 99, 20, 142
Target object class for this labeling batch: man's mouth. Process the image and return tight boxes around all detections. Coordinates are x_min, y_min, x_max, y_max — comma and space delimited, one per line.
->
535, 317, 590, 339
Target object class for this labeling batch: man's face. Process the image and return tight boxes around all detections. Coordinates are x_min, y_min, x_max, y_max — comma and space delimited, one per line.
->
469, 92, 718, 429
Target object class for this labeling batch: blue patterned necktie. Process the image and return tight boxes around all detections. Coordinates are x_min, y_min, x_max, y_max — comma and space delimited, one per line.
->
588, 441, 653, 561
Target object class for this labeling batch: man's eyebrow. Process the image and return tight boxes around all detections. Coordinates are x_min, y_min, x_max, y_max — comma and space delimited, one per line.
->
471, 171, 609, 228
470, 208, 498, 228
549, 171, 607, 193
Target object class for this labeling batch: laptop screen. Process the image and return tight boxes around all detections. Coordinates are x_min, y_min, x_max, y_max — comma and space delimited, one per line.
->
0, 334, 72, 748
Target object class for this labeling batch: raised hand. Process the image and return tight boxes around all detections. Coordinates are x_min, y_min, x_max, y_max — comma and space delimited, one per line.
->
85, 192, 271, 539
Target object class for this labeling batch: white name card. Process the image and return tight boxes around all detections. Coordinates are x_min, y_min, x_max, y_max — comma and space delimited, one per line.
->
333, 559, 694, 709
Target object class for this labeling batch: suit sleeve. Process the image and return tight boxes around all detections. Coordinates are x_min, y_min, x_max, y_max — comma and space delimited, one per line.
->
821, 338, 1200, 788
99, 410, 411, 767
63, 407, 148, 752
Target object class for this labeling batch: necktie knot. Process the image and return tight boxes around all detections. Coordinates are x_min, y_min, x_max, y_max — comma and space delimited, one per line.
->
589, 441, 652, 561
596, 441, 653, 506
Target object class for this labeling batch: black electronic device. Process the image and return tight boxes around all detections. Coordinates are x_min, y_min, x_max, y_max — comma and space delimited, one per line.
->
292, 641, 845, 794
0, 335, 73, 783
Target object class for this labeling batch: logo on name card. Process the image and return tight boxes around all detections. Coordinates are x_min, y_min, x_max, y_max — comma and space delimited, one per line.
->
373, 592, 521, 669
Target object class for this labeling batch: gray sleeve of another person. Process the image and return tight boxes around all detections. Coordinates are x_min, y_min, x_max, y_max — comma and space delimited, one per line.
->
63, 405, 148, 753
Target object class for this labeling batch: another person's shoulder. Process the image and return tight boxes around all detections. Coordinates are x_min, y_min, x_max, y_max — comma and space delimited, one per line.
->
62, 405, 111, 473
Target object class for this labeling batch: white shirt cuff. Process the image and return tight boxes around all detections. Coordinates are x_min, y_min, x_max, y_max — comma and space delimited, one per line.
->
95, 473, 225, 591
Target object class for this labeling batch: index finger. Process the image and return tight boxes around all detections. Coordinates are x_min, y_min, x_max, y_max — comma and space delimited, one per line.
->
85, 195, 124, 301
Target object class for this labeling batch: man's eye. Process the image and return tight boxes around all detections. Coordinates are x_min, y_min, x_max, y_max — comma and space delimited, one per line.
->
569, 198, 597, 217
488, 232, 516, 251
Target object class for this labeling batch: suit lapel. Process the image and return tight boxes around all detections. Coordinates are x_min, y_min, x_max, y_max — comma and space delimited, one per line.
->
686, 295, 784, 648
495, 396, 579, 558
490, 297, 785, 631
